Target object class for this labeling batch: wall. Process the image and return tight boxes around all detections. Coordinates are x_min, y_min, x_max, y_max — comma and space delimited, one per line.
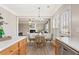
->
71, 5, 79, 39
44, 18, 51, 33
19, 23, 29, 35
19, 22, 45, 35
0, 7, 17, 36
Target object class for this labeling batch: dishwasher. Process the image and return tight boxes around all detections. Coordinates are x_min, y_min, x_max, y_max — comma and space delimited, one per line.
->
62, 44, 79, 55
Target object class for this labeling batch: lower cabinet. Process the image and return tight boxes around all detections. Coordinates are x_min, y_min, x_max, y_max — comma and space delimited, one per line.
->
18, 39, 27, 55
52, 39, 61, 55
10, 49, 19, 55
53, 39, 79, 55
0, 38, 28, 55
0, 43, 18, 55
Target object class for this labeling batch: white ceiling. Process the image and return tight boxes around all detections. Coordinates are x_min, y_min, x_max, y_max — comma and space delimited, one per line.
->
1, 4, 62, 16
0, 4, 62, 25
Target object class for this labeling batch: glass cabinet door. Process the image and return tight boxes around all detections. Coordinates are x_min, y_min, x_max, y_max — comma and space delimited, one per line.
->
59, 10, 71, 37
52, 5, 71, 38
53, 14, 60, 37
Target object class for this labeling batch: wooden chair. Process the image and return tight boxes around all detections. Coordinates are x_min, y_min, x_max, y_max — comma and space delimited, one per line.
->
34, 35, 46, 48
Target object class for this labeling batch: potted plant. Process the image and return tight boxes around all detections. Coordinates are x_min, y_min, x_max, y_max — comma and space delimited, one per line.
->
0, 25, 5, 38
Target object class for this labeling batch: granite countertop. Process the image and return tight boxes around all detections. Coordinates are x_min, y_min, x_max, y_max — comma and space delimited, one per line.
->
0, 36, 27, 51
56, 37, 79, 52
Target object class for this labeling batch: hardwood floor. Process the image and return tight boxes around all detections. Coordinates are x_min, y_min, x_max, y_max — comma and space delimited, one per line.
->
27, 42, 53, 55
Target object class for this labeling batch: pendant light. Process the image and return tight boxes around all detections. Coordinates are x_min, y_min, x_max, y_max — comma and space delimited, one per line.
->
28, 19, 32, 25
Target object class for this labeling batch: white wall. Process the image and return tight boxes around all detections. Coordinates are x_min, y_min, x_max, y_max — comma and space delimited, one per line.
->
19, 22, 45, 34
44, 19, 51, 33
0, 7, 17, 37
19, 23, 29, 35
71, 5, 79, 39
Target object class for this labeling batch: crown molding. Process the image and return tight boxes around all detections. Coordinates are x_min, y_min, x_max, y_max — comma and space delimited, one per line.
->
0, 5, 17, 16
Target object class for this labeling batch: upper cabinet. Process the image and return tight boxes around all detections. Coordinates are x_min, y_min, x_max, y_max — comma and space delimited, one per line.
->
52, 5, 71, 37
53, 4, 79, 39
59, 7, 71, 37
53, 14, 60, 37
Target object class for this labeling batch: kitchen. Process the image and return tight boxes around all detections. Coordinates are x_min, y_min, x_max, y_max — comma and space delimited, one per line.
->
0, 4, 79, 55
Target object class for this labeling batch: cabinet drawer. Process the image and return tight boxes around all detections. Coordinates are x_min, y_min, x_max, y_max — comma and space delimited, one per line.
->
19, 39, 27, 46
18, 39, 27, 55
0, 43, 18, 55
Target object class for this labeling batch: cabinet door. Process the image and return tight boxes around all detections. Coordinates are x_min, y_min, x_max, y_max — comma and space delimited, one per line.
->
19, 45, 26, 55
0, 43, 18, 55
55, 39, 61, 55
59, 9, 71, 37
0, 49, 11, 55
52, 40, 60, 55
10, 49, 18, 55
52, 40, 57, 55
18, 39, 27, 55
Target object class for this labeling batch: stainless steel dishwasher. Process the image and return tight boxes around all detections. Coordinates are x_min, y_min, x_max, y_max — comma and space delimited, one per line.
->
62, 44, 79, 55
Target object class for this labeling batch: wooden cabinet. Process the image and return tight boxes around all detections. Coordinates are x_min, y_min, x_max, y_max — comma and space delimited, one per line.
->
55, 39, 61, 55
10, 49, 18, 55
18, 39, 28, 55
52, 40, 56, 55
52, 39, 61, 55
0, 38, 28, 55
0, 43, 18, 55
52, 5, 71, 38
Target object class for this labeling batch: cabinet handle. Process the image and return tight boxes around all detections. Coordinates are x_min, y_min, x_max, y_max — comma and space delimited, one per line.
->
63, 48, 68, 51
